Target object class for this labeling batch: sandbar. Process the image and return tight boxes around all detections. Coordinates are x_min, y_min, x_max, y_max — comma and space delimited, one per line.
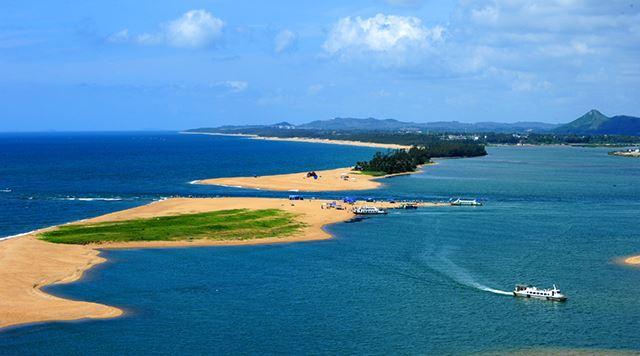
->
623, 255, 640, 266
0, 197, 442, 329
181, 131, 411, 150
195, 166, 424, 192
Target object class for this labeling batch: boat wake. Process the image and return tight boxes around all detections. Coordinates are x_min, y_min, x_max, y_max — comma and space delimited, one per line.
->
422, 246, 512, 296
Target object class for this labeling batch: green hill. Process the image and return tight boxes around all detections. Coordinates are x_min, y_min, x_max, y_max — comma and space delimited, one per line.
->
555, 110, 640, 136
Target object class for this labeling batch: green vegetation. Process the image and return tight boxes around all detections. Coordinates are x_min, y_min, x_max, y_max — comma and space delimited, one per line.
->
356, 144, 486, 175
40, 209, 306, 245
190, 121, 640, 146
479, 132, 640, 145
359, 170, 387, 177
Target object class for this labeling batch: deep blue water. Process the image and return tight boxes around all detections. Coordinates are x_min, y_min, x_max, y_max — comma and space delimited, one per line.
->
0, 132, 379, 237
1, 134, 639, 355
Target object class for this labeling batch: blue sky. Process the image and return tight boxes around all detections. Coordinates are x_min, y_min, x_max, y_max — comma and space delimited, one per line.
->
1, 0, 639, 131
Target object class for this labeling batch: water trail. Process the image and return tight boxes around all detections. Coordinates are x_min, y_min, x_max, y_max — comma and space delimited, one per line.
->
423, 246, 512, 296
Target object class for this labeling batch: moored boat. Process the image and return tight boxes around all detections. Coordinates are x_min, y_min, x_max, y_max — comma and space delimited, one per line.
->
353, 206, 387, 215
450, 198, 482, 206
513, 284, 567, 301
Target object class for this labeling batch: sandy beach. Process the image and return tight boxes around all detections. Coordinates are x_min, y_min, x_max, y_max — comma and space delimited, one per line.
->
0, 197, 442, 329
181, 131, 411, 150
195, 166, 427, 192
196, 167, 382, 192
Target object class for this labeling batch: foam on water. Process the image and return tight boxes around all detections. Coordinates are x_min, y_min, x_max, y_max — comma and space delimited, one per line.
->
61, 197, 124, 202
0, 229, 39, 241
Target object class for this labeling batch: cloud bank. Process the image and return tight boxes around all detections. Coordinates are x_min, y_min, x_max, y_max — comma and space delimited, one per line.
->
323, 13, 444, 64
108, 10, 224, 48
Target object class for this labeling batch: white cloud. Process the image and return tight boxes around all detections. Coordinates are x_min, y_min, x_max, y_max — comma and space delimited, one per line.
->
165, 10, 224, 48
107, 10, 224, 49
323, 13, 444, 62
223, 80, 248, 93
106, 29, 130, 43
443, 0, 640, 85
274, 29, 296, 53
134, 32, 163, 46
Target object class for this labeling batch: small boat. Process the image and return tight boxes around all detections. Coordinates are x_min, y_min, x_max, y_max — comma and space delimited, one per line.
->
353, 206, 387, 215
0, 188, 11, 193
513, 284, 567, 302
450, 198, 482, 206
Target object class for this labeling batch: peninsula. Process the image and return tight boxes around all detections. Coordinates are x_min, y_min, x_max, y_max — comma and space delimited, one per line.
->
0, 197, 445, 329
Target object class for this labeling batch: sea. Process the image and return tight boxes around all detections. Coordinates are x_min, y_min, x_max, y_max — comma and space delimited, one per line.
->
0, 132, 639, 355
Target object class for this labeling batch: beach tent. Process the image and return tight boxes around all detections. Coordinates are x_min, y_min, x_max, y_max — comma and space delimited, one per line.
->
289, 195, 304, 200
343, 197, 356, 204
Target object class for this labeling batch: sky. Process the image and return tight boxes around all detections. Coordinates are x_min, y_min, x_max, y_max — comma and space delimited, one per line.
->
0, 0, 639, 131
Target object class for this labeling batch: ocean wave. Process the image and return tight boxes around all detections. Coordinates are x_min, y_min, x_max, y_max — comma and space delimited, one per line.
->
60, 197, 124, 202
0, 229, 39, 242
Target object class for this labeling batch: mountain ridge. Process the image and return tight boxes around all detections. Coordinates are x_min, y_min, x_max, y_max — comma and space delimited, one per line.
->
187, 110, 640, 136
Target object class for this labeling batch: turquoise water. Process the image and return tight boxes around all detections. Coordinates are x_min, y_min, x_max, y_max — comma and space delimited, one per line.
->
1, 136, 639, 354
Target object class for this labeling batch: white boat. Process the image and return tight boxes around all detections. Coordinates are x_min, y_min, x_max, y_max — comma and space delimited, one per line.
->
513, 284, 567, 302
450, 198, 482, 206
353, 206, 387, 215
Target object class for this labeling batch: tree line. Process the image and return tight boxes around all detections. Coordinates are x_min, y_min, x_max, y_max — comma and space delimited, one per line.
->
355, 144, 487, 175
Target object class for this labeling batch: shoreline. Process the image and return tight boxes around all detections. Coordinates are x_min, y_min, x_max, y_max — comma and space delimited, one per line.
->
0, 197, 444, 330
180, 131, 411, 150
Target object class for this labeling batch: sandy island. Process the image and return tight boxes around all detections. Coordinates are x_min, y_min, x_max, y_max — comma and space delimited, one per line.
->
0, 197, 444, 329
181, 131, 411, 150
195, 166, 428, 192
623, 255, 640, 266
196, 167, 382, 192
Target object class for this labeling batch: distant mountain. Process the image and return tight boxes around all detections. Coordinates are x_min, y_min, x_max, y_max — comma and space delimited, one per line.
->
299, 117, 416, 131
187, 111, 640, 136
555, 110, 640, 136
199, 121, 296, 132
298, 117, 558, 133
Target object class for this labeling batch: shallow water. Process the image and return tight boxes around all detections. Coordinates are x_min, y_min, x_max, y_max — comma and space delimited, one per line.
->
1, 135, 639, 355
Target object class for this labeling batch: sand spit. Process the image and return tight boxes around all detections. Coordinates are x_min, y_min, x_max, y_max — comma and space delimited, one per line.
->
180, 131, 411, 150
1, 197, 443, 329
195, 166, 428, 192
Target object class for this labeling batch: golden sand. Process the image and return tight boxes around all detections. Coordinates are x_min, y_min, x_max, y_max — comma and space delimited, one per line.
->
623, 255, 640, 266
181, 132, 411, 150
195, 167, 421, 192
0, 197, 442, 329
